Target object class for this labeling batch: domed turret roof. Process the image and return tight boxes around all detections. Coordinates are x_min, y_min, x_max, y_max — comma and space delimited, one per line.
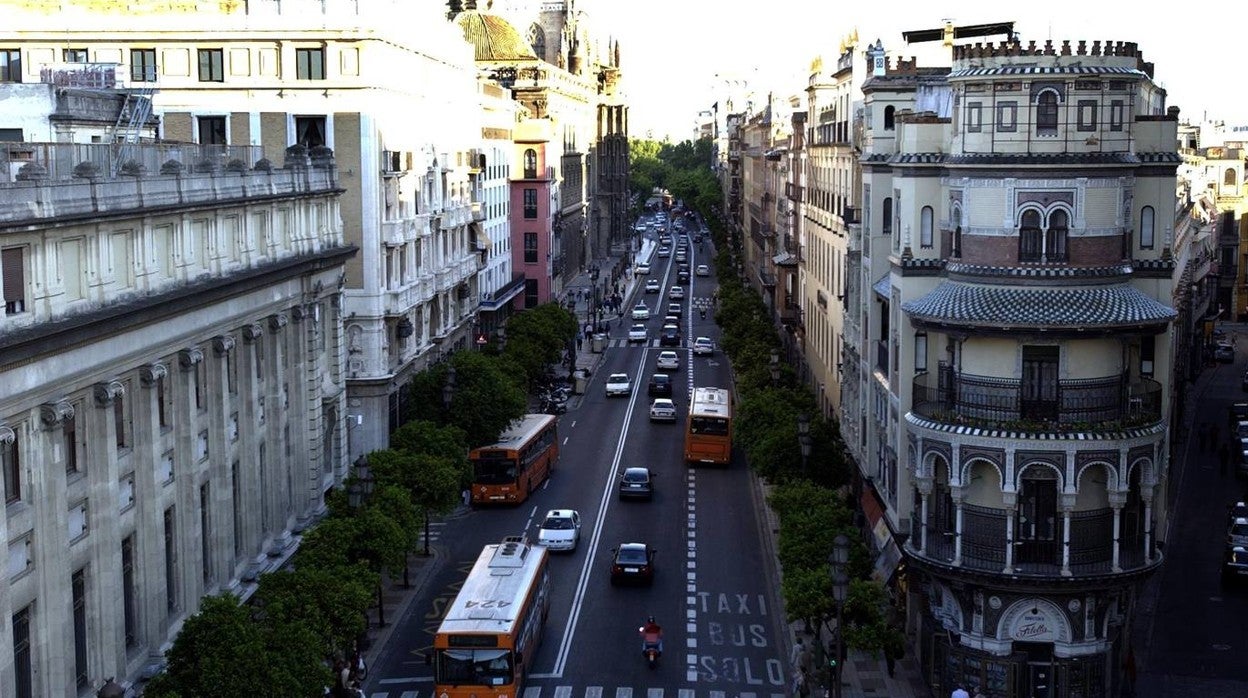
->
455, 8, 537, 61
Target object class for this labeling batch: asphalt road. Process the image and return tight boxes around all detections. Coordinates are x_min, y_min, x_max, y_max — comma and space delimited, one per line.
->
1139, 332, 1248, 696
363, 218, 789, 697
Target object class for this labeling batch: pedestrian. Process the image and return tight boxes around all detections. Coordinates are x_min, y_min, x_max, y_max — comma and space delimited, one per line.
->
789, 636, 809, 674
350, 645, 367, 683
883, 628, 904, 677
790, 667, 809, 698
951, 685, 970, 698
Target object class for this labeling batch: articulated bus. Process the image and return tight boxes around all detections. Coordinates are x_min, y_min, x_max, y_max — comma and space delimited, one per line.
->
684, 386, 733, 465
468, 414, 559, 505
431, 536, 550, 695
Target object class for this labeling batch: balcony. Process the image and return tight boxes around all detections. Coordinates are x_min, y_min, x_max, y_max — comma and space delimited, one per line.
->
471, 201, 485, 222
875, 339, 889, 374
914, 504, 1157, 578
910, 366, 1163, 432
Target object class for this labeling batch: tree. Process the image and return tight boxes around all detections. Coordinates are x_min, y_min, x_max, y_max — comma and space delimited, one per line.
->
409, 453, 466, 554
390, 419, 468, 463
443, 351, 527, 447
501, 302, 578, 386
254, 565, 376, 660
143, 595, 328, 698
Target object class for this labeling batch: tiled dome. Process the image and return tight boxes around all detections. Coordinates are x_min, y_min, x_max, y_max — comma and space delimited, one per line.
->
455, 9, 537, 61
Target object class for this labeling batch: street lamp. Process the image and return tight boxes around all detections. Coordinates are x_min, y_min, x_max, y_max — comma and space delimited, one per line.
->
829, 535, 851, 698
769, 350, 780, 386
797, 413, 812, 476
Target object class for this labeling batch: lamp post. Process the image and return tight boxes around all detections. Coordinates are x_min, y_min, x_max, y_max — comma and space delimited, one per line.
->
347, 458, 384, 626
769, 350, 780, 387
797, 412, 812, 476
829, 535, 851, 698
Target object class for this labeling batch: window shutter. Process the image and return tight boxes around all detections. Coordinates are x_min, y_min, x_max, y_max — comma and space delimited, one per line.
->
2, 247, 24, 306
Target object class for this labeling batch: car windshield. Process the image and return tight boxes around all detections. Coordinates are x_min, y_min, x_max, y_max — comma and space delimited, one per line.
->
652, 375, 668, 384
1233, 522, 1248, 539
542, 516, 574, 530
623, 470, 649, 483
435, 648, 513, 684
617, 548, 649, 564
472, 451, 518, 484
610, 374, 628, 382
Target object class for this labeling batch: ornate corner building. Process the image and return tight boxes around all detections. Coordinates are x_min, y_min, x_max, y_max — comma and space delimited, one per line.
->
851, 39, 1180, 697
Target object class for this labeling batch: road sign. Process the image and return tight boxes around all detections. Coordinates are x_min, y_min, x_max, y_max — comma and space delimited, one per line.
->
476, 334, 487, 345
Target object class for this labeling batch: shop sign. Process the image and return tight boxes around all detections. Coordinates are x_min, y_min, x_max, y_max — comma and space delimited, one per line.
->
1006, 605, 1061, 642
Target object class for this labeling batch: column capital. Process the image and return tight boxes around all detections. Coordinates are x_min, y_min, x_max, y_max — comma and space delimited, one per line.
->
0, 423, 16, 444
268, 313, 289, 331
140, 362, 168, 387
39, 400, 75, 429
242, 323, 264, 343
179, 347, 205, 369
291, 305, 309, 323
212, 334, 237, 356
93, 379, 125, 407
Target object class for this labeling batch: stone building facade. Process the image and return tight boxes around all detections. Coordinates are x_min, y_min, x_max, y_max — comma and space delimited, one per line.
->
854, 39, 1179, 697
0, 145, 350, 697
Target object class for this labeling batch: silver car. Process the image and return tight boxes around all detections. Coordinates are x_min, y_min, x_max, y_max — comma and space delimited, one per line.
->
649, 398, 677, 422
537, 509, 582, 551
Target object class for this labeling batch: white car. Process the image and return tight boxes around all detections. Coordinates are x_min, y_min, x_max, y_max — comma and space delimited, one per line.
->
644, 279, 661, 293
605, 373, 632, 397
657, 247, 671, 258
636, 263, 651, 275
656, 350, 680, 371
628, 324, 648, 343
649, 398, 677, 423
669, 286, 685, 300
693, 337, 714, 356
537, 509, 581, 551
696, 264, 710, 277
631, 303, 650, 321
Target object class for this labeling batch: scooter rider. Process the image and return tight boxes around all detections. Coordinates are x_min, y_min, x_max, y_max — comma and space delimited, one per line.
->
640, 616, 663, 654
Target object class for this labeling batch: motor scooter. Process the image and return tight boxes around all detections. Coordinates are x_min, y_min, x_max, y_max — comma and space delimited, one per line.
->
641, 638, 661, 669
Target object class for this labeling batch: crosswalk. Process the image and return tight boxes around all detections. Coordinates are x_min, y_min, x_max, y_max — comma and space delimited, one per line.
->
366, 688, 787, 698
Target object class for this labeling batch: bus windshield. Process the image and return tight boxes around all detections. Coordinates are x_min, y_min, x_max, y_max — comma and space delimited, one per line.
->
689, 416, 729, 436
472, 452, 518, 484
435, 648, 514, 685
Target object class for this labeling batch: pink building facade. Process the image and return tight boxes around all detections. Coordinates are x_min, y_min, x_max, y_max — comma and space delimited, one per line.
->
511, 122, 555, 309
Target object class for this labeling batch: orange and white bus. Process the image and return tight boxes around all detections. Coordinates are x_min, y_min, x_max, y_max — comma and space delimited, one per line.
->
684, 386, 733, 465
468, 414, 559, 505
431, 536, 550, 695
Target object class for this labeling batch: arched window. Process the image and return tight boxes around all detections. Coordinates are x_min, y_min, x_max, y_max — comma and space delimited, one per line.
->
950, 204, 962, 257
920, 206, 934, 248
528, 25, 546, 61
523, 148, 537, 179
1046, 209, 1069, 262
1036, 91, 1059, 136
1019, 209, 1043, 262
884, 105, 896, 131
1225, 168, 1239, 188
881, 197, 893, 235
1139, 205, 1155, 249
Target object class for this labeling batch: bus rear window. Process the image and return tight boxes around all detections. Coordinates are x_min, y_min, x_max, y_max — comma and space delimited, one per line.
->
473, 451, 518, 483
690, 416, 729, 436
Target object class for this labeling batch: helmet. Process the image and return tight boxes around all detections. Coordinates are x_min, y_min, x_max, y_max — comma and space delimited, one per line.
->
647, 615, 656, 623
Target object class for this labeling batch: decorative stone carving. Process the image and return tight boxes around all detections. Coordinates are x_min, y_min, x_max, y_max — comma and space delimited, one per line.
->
179, 347, 205, 370
268, 313, 289, 331
291, 305, 308, 323
0, 423, 14, 444
212, 335, 237, 355
93, 380, 126, 407
242, 323, 264, 343
40, 400, 76, 429
139, 362, 168, 387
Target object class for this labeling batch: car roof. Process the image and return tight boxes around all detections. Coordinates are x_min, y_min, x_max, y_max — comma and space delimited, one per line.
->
609, 373, 628, 379
618, 542, 648, 550
651, 373, 669, 380
623, 467, 649, 476
652, 398, 674, 405
545, 509, 577, 518
659, 350, 677, 356
1236, 517, 1248, 525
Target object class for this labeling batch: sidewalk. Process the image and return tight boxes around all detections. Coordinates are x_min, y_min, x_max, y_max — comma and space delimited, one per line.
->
560, 236, 655, 386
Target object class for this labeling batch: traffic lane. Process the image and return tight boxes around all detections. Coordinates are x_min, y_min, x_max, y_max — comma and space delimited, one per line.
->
686, 464, 788, 690
1145, 356, 1248, 687
554, 398, 691, 685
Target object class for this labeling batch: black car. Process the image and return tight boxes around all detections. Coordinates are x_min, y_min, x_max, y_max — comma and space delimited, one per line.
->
648, 373, 673, 396
610, 542, 656, 585
659, 325, 681, 347
677, 270, 690, 284
1224, 545, 1248, 586
1242, 370, 1248, 392
618, 467, 654, 500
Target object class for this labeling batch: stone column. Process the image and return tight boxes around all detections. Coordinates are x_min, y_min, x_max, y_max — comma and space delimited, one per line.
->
35, 401, 73, 691
1059, 493, 1076, 577
952, 488, 965, 566
1109, 492, 1126, 573
1003, 491, 1017, 575
87, 380, 131, 667
239, 323, 265, 564
290, 303, 318, 526
265, 312, 290, 546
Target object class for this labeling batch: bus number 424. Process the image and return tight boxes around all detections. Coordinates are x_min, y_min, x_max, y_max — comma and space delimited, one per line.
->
464, 600, 512, 609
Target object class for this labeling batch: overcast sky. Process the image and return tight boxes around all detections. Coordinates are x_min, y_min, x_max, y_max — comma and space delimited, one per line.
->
588, 0, 1246, 141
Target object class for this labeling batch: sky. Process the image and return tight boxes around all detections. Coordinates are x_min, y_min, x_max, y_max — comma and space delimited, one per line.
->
588, 0, 1247, 141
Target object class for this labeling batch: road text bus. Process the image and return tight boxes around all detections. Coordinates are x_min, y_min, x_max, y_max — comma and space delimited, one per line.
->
684, 386, 732, 465
468, 414, 559, 505
431, 536, 550, 695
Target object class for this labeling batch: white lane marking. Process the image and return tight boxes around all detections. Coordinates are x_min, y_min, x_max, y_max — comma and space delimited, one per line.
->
586, 687, 603, 698
616, 688, 633, 698
563, 436, 569, 445
554, 686, 573, 698
648, 689, 663, 698
524, 686, 543, 698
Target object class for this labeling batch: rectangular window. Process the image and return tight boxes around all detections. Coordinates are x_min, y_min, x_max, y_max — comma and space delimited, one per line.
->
232, 461, 242, 557
1140, 337, 1155, 376
1109, 100, 1125, 132
2, 246, 27, 315
966, 102, 982, 133
294, 116, 326, 148
996, 102, 1017, 132
13, 605, 32, 698
524, 232, 538, 264
130, 48, 156, 83
65, 410, 80, 474
254, 335, 264, 381
0, 49, 21, 83
156, 375, 169, 428
164, 506, 178, 613
2, 434, 19, 504
194, 359, 206, 410
524, 278, 539, 309
200, 483, 212, 585
113, 394, 126, 450
915, 333, 928, 372
197, 115, 226, 146
0, 128, 22, 142
73, 569, 89, 688
121, 535, 138, 648
295, 48, 325, 80
197, 48, 223, 82
1077, 100, 1098, 131
62, 48, 88, 63
227, 350, 238, 394
523, 188, 538, 218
